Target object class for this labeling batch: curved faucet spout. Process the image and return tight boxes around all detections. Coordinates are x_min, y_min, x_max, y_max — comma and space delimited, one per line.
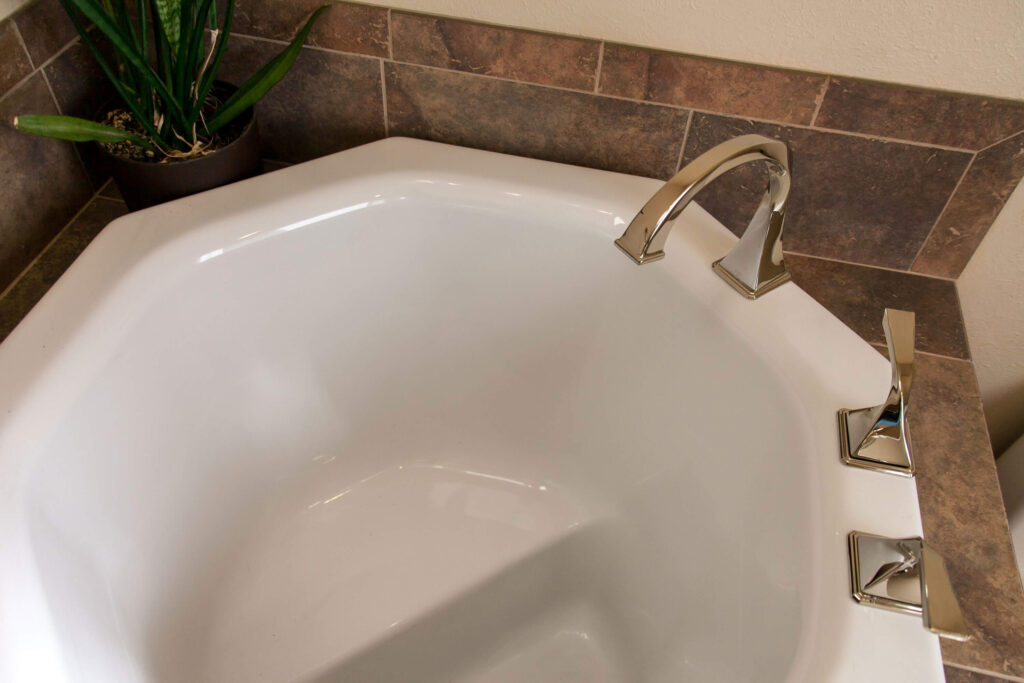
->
615, 134, 792, 298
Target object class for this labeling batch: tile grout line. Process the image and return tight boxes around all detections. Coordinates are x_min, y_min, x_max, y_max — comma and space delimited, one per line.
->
905, 152, 976, 271
809, 76, 829, 126
291, 0, 1022, 121
378, 57, 973, 153
975, 126, 1024, 154
10, 20, 35, 69
783, 249, 957, 282
38, 68, 62, 115
0, 65, 42, 105
593, 41, 604, 93
380, 58, 389, 137
675, 110, 693, 172
0, 190, 109, 302
30, 35, 80, 76
0, 35, 81, 105
944, 664, 1024, 683
229, 32, 979, 156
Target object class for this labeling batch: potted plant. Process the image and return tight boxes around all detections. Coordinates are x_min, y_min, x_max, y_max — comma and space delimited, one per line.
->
12, 0, 326, 210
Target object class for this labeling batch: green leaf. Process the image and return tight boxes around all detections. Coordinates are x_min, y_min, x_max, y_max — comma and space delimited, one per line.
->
153, 0, 181, 56
60, 0, 187, 124
206, 5, 329, 133
14, 114, 157, 151
57, 0, 167, 145
188, 0, 234, 129
180, 0, 216, 104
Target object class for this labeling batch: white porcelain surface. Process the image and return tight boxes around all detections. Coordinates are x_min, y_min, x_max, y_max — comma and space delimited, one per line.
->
0, 138, 942, 681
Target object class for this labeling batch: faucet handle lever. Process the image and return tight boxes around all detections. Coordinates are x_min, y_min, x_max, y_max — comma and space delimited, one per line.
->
919, 543, 970, 640
849, 531, 970, 641
883, 308, 915, 401
838, 308, 916, 476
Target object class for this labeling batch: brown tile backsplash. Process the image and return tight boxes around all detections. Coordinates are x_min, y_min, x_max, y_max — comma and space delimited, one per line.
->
0, 19, 32, 97
233, 0, 389, 57
0, 197, 126, 343
220, 35, 385, 163
386, 62, 688, 179
392, 12, 600, 91
911, 355, 1024, 678
42, 40, 111, 119
599, 44, 826, 125
0, 74, 92, 293
816, 77, 1024, 151
682, 113, 972, 270
12, 0, 77, 66
786, 253, 970, 359
913, 130, 1024, 278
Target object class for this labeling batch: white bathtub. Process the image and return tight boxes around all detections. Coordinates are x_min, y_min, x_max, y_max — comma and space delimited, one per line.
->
0, 138, 942, 681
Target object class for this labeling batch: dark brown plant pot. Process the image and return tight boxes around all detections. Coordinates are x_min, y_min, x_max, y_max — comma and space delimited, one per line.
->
99, 101, 261, 212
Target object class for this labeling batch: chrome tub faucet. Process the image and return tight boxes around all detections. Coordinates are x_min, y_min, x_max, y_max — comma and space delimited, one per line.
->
615, 134, 792, 298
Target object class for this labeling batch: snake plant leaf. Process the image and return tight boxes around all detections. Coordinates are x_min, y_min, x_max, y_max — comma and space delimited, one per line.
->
188, 0, 235, 128
59, 0, 187, 124
154, 0, 181, 56
13, 115, 157, 151
206, 5, 329, 133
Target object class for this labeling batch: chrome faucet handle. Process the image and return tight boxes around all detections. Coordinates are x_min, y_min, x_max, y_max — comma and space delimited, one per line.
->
614, 134, 792, 299
838, 308, 916, 476
849, 531, 970, 641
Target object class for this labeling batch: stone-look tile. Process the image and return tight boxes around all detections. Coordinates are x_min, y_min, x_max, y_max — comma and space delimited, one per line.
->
219, 37, 385, 163
43, 39, 115, 189
815, 78, 1024, 151
682, 113, 971, 269
0, 19, 33, 98
599, 44, 826, 125
233, 0, 388, 57
913, 131, 1024, 279
0, 75, 92, 293
13, 0, 77, 67
386, 62, 688, 179
42, 40, 111, 119
392, 13, 599, 91
785, 254, 969, 359
98, 178, 122, 199
0, 198, 127, 343
910, 355, 1024, 679
944, 666, 1022, 683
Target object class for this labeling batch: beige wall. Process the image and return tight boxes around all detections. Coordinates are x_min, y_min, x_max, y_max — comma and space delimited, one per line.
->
0, 0, 27, 20
959, 183, 1024, 456
5, 0, 1022, 98
365, 0, 1024, 100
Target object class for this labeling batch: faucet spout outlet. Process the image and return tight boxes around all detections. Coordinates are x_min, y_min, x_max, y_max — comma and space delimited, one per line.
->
615, 134, 792, 298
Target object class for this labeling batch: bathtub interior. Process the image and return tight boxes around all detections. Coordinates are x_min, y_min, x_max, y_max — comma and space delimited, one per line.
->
17, 192, 819, 682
